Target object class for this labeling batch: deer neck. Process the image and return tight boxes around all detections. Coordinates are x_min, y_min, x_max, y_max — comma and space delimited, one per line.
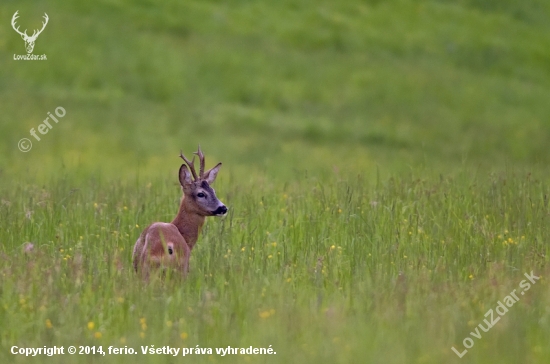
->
171, 196, 205, 250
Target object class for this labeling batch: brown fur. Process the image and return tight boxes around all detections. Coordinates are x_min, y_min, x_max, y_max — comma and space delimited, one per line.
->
132, 147, 226, 278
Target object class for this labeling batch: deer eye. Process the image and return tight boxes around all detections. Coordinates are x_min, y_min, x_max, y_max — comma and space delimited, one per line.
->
197, 192, 206, 198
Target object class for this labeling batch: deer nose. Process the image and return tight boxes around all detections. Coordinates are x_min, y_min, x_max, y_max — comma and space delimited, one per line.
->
213, 205, 227, 216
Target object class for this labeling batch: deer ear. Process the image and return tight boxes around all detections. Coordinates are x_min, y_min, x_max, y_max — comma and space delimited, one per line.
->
203, 163, 221, 185
178, 164, 193, 186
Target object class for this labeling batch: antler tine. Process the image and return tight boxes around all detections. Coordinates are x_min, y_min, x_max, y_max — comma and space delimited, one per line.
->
32, 13, 49, 38
179, 150, 198, 180
38, 13, 48, 34
194, 145, 205, 178
11, 11, 28, 37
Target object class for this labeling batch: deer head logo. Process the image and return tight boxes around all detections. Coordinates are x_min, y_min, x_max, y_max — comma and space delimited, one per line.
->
11, 11, 49, 54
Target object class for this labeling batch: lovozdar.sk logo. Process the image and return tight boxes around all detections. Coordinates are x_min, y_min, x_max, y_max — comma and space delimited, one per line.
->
11, 10, 48, 60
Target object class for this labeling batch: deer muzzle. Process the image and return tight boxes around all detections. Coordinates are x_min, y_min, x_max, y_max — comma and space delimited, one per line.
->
212, 205, 228, 216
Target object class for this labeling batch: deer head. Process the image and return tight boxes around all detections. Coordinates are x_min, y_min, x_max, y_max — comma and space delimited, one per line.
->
11, 11, 49, 54
178, 146, 227, 217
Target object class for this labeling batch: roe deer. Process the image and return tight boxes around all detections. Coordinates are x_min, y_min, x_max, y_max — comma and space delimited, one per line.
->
132, 146, 227, 277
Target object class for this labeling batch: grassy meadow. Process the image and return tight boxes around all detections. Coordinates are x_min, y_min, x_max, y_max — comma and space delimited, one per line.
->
1, 0, 550, 363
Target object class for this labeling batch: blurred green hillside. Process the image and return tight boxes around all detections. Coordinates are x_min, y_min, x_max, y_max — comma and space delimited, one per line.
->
1, 0, 549, 182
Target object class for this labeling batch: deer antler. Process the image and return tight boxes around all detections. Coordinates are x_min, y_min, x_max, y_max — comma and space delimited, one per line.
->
194, 145, 205, 179
30, 13, 49, 40
179, 150, 198, 181
11, 11, 28, 37
11, 11, 49, 40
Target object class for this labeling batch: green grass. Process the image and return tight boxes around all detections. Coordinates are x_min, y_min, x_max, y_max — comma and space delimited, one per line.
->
1, 0, 550, 363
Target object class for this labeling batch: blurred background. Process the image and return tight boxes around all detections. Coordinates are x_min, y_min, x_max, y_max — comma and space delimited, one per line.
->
1, 0, 549, 182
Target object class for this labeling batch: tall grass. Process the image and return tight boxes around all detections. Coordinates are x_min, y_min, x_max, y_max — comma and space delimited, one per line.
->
1, 171, 549, 363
